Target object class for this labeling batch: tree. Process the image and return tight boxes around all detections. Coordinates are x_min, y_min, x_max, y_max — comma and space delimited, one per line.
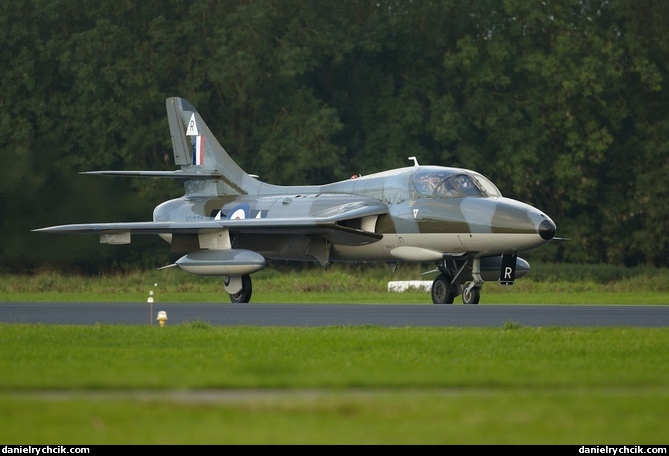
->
2, 0, 669, 271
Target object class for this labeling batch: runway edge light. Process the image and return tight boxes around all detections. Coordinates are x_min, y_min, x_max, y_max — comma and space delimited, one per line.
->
147, 290, 154, 325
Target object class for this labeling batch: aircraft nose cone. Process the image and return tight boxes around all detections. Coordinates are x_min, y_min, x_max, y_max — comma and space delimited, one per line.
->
539, 218, 556, 241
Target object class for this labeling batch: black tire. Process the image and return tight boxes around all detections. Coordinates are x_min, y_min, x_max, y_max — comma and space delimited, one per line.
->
462, 285, 480, 304
432, 274, 455, 304
229, 275, 252, 303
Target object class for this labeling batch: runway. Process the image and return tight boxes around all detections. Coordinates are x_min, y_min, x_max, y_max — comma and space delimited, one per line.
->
1, 302, 668, 327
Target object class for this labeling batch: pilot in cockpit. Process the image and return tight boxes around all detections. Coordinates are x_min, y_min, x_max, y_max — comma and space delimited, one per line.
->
415, 170, 481, 198
418, 174, 438, 194
426, 175, 442, 192
437, 178, 457, 197
453, 174, 480, 196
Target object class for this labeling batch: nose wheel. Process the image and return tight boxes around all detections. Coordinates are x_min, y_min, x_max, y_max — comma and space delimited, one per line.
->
461, 284, 481, 304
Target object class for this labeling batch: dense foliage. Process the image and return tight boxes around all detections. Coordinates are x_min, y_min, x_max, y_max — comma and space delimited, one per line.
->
2, 0, 668, 271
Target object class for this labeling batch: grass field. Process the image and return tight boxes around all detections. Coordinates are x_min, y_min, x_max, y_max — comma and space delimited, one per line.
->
2, 262, 669, 304
1, 264, 668, 444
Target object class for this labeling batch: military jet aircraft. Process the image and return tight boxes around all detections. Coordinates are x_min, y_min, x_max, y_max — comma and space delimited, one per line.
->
35, 97, 557, 304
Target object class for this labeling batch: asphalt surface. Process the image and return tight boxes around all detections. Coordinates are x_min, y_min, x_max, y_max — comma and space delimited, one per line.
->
1, 302, 668, 327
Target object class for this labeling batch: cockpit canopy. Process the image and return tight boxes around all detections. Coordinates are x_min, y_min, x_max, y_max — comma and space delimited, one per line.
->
411, 167, 501, 198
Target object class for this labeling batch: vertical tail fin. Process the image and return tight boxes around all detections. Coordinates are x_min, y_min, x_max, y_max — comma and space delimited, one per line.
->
165, 97, 263, 196
166, 97, 191, 166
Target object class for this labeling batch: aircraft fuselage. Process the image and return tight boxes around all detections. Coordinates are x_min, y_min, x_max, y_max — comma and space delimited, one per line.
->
153, 165, 555, 265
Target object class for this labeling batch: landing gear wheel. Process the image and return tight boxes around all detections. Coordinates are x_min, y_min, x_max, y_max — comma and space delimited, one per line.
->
462, 285, 480, 305
432, 274, 455, 304
229, 275, 252, 303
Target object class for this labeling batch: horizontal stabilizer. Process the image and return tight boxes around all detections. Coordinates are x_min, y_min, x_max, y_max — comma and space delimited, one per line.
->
81, 170, 222, 180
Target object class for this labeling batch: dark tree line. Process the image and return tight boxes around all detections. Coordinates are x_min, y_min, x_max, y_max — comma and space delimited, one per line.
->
1, 0, 668, 272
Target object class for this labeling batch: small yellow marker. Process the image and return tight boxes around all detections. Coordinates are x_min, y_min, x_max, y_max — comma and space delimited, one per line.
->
157, 310, 168, 327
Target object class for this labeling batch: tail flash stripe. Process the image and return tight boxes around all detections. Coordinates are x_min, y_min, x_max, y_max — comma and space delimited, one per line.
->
194, 136, 205, 165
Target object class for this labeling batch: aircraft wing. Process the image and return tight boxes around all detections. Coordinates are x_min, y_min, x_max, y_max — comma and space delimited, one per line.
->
34, 201, 387, 246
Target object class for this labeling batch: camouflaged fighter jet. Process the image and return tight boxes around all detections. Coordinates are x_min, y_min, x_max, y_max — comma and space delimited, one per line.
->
35, 97, 557, 304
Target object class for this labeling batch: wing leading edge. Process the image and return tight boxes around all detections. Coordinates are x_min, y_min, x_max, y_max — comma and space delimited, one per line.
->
33, 201, 387, 246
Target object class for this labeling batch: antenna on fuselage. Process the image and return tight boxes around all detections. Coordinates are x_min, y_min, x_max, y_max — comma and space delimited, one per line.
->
408, 156, 419, 166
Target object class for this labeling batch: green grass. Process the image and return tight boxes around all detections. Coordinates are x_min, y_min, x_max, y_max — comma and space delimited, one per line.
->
3, 392, 666, 444
0, 324, 668, 444
1, 264, 668, 444
2, 263, 669, 304
3, 325, 667, 389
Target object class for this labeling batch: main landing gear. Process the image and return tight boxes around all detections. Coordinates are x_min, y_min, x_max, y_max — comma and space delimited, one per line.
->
225, 274, 253, 303
431, 258, 483, 305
